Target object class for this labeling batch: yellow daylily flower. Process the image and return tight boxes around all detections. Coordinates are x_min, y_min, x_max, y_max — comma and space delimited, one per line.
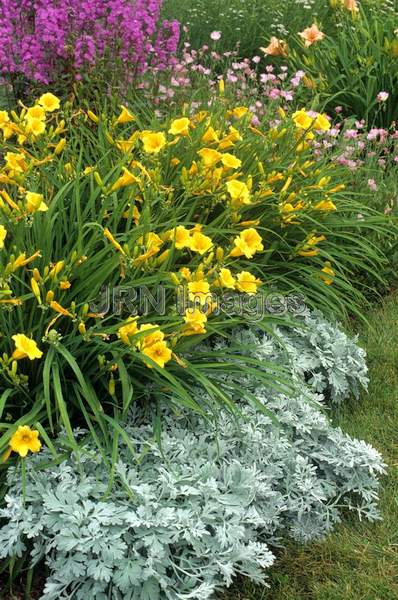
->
137, 323, 164, 349
38, 93, 60, 112
320, 261, 335, 285
142, 340, 172, 368
134, 232, 163, 263
26, 105, 46, 121
0, 110, 9, 126
230, 228, 264, 259
229, 106, 248, 119
25, 117, 46, 137
226, 179, 251, 206
197, 148, 222, 167
141, 131, 166, 154
188, 231, 213, 255
169, 117, 190, 136
118, 317, 139, 344
216, 268, 236, 289
236, 271, 262, 294
0, 225, 7, 248
5, 152, 27, 173
116, 105, 135, 124
221, 153, 242, 169
292, 109, 313, 130
9, 425, 41, 458
188, 279, 211, 304
168, 226, 191, 250
314, 199, 336, 211
12, 334, 43, 360
179, 267, 192, 281
10, 251, 41, 270
313, 113, 331, 131
182, 308, 207, 336
110, 167, 140, 192
202, 126, 220, 144
26, 191, 48, 213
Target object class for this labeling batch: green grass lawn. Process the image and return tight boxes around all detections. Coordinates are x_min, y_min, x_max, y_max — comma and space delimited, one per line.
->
222, 292, 398, 600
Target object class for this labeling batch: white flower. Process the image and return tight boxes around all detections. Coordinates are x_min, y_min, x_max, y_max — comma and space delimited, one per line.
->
376, 91, 389, 102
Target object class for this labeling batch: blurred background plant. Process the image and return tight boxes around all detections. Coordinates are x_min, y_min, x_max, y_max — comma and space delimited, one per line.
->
162, 0, 332, 59
275, 0, 398, 127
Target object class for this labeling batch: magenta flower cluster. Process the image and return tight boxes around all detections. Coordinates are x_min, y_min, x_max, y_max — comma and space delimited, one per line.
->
0, 0, 180, 84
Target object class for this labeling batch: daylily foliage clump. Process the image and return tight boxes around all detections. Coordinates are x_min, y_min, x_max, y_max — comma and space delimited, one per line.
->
0, 93, 388, 455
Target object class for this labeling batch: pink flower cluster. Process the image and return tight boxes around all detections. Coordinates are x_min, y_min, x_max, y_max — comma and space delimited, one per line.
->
0, 0, 180, 84
138, 38, 305, 120
310, 112, 398, 212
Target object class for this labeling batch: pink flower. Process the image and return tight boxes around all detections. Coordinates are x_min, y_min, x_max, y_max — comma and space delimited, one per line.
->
210, 31, 221, 41
281, 90, 293, 101
376, 91, 389, 102
268, 88, 281, 99
367, 179, 378, 192
344, 129, 358, 139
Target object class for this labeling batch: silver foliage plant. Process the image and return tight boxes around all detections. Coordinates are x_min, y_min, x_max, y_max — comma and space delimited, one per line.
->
279, 310, 369, 403
215, 308, 369, 404
0, 313, 384, 600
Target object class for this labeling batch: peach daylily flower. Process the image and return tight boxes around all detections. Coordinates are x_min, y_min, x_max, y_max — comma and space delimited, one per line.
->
343, 0, 359, 12
260, 37, 288, 57
298, 24, 325, 47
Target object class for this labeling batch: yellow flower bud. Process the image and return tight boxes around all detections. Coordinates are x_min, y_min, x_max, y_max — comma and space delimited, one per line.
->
54, 138, 66, 155
195, 266, 205, 280
94, 171, 104, 187
105, 132, 114, 145
203, 251, 214, 265
32, 268, 41, 282
50, 300, 73, 317
169, 272, 180, 286
49, 260, 64, 278
157, 249, 170, 264
391, 40, 398, 58
78, 322, 86, 335
216, 247, 224, 262
87, 110, 99, 123
46, 290, 54, 303
31, 278, 41, 303
54, 120, 65, 135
